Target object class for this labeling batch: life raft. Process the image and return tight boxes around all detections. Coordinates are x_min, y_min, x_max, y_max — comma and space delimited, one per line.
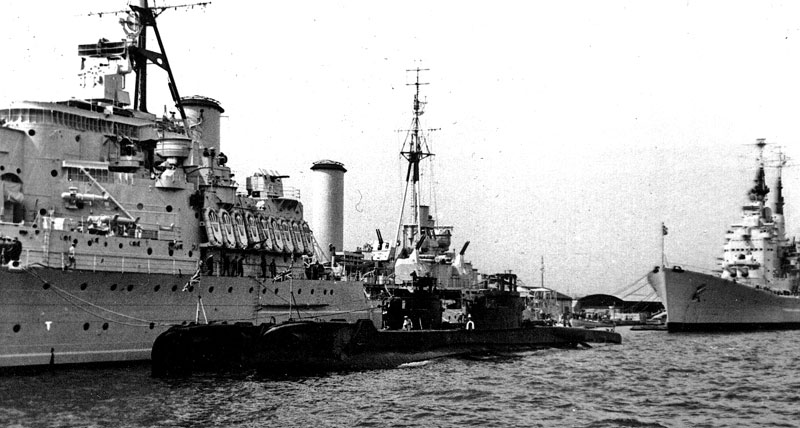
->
245, 212, 261, 249
232, 210, 249, 249
291, 221, 306, 255
257, 213, 275, 252
301, 221, 315, 256
202, 207, 224, 247
270, 217, 285, 253
218, 208, 236, 249
280, 219, 294, 254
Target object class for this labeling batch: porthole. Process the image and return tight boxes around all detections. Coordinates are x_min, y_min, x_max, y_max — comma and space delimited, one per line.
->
16, 168, 21, 174
323, 289, 327, 295
73, 239, 78, 245
42, 283, 50, 290
0, 166, 4, 171
102, 323, 109, 330
330, 290, 334, 296
104, 242, 108, 247
227, 287, 233, 293
13, 324, 21, 333
80, 282, 88, 291
83, 323, 90, 331
248, 287, 254, 294
262, 288, 266, 294
87, 240, 92, 247
171, 285, 178, 292
297, 289, 302, 294
168, 249, 174, 257
188, 250, 193, 258
119, 243, 123, 249
75, 135, 81, 142
310, 289, 315, 295
127, 284, 134, 292
274, 288, 279, 294
147, 248, 153, 255
154, 285, 161, 292
110, 284, 117, 291
50, 170, 58, 177
188, 286, 194, 292
28, 129, 35, 136
137, 203, 144, 210
208, 286, 214, 293
149, 322, 155, 330
166, 205, 173, 213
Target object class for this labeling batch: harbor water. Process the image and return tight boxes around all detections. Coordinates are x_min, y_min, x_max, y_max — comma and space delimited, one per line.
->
2, 327, 798, 428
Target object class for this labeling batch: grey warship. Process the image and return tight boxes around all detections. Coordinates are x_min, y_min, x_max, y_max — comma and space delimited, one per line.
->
0, 1, 381, 368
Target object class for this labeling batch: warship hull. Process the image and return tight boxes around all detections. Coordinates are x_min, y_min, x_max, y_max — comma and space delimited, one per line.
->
0, 267, 379, 368
648, 267, 800, 332
151, 319, 622, 377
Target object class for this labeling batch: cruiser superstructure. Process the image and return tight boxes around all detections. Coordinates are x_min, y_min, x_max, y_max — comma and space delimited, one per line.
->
648, 139, 800, 331
0, 1, 380, 368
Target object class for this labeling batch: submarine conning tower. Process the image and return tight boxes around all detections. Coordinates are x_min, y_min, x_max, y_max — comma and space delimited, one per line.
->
310, 160, 346, 259
181, 96, 224, 152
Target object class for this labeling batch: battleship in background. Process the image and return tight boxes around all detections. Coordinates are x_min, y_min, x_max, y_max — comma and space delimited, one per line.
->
648, 139, 800, 332
0, 1, 382, 368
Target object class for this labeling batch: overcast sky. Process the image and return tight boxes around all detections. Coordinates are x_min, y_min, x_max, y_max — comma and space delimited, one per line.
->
3, 1, 800, 297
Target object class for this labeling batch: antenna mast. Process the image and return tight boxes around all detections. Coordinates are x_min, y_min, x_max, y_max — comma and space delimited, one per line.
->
393, 68, 434, 255
541, 256, 545, 288
92, 0, 210, 134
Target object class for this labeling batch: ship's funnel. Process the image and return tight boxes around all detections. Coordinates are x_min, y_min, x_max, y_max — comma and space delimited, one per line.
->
376, 229, 384, 247
181, 96, 224, 152
419, 205, 434, 228
310, 160, 347, 257
460, 241, 470, 256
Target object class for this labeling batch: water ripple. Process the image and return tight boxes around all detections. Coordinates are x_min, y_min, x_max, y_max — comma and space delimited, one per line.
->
3, 328, 800, 427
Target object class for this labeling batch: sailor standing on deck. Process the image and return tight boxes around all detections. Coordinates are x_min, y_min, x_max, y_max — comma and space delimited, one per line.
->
403, 316, 413, 331
67, 243, 76, 269
269, 258, 277, 279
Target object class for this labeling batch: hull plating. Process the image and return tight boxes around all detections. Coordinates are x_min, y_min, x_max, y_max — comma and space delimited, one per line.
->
648, 267, 800, 332
0, 268, 379, 367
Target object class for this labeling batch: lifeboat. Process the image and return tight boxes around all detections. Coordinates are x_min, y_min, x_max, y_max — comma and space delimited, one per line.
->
257, 213, 275, 252
245, 212, 262, 249
232, 210, 249, 249
280, 219, 295, 254
202, 207, 224, 247
301, 221, 315, 256
291, 221, 306, 255
270, 217, 285, 253
218, 209, 236, 249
